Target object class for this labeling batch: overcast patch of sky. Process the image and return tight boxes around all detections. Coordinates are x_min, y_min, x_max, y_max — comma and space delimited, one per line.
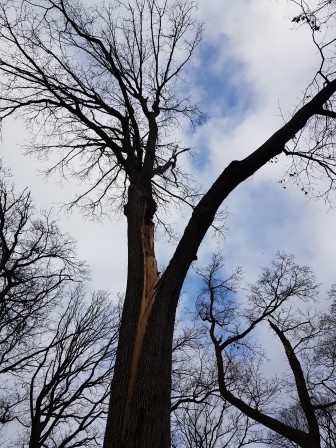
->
185, 38, 255, 116
0, 120, 128, 295
181, 38, 254, 173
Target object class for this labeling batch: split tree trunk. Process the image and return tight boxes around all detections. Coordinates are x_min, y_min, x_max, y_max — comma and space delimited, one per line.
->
103, 184, 175, 448
102, 181, 219, 448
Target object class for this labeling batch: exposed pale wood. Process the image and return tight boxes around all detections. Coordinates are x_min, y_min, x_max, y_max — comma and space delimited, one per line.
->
121, 212, 160, 443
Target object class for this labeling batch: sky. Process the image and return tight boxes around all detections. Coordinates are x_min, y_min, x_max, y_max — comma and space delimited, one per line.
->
2, 0, 332, 290
184, 0, 335, 282
0, 0, 335, 444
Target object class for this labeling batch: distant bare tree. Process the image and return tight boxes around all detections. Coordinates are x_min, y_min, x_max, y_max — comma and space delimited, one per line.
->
0, 162, 120, 447
172, 395, 265, 448
171, 321, 218, 414
0, 159, 87, 426
193, 252, 336, 448
11, 287, 120, 448
266, 285, 336, 448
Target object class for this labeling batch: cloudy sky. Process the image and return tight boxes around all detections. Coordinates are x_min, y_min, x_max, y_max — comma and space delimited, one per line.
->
186, 1, 335, 285
2, 0, 333, 287
0, 0, 335, 441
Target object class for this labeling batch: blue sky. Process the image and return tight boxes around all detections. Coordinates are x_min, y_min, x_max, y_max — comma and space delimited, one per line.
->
1, 1, 335, 445
187, 38, 255, 117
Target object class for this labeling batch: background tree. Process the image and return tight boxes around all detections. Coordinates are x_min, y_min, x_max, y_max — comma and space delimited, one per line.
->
171, 395, 265, 448
0, 162, 86, 376
14, 287, 119, 448
189, 251, 336, 448
266, 286, 336, 447
0, 0, 336, 446
0, 164, 120, 447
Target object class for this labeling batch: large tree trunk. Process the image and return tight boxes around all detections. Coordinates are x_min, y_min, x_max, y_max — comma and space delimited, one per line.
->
103, 184, 175, 448
102, 181, 216, 447
29, 417, 43, 448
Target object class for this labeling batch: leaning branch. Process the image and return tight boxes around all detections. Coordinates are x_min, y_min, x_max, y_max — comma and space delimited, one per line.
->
213, 337, 311, 448
161, 79, 336, 306
269, 320, 320, 445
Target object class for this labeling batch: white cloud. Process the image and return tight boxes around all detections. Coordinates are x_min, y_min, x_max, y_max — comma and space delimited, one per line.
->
0, 119, 127, 294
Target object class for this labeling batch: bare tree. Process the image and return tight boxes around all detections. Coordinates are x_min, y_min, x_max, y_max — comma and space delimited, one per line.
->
0, 163, 122, 447
192, 251, 336, 448
170, 289, 267, 447
266, 285, 336, 448
171, 320, 219, 413
0, 1, 336, 446
0, 160, 86, 374
11, 287, 120, 448
172, 395, 265, 448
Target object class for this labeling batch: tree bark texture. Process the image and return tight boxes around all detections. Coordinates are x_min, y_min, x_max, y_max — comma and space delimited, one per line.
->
103, 184, 167, 448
